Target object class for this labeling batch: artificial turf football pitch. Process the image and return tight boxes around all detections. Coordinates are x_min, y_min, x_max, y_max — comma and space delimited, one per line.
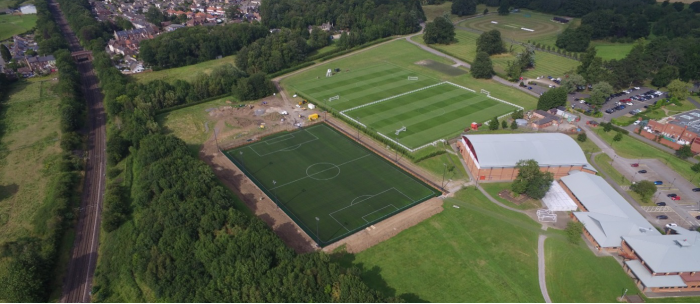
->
224, 123, 440, 245
289, 63, 519, 149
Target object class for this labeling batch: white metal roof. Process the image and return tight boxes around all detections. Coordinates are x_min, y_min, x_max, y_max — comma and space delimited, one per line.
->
562, 171, 661, 247
541, 181, 578, 211
623, 228, 700, 273
463, 133, 595, 171
625, 260, 686, 288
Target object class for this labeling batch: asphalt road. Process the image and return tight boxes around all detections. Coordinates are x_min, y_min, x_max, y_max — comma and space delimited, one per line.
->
48, 0, 108, 302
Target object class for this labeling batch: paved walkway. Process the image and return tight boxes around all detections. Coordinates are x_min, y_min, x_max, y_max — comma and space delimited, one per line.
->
538, 234, 552, 303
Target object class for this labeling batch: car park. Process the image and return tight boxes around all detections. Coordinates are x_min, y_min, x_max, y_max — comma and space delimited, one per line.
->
638, 170, 647, 173
656, 202, 667, 206
656, 215, 668, 219
654, 181, 663, 185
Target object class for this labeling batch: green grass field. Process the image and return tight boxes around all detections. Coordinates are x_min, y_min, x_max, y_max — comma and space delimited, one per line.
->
481, 182, 542, 210
591, 42, 635, 61
415, 29, 579, 78
458, 10, 573, 48
131, 55, 236, 83
224, 123, 439, 245
290, 63, 518, 149
0, 14, 37, 41
334, 188, 544, 302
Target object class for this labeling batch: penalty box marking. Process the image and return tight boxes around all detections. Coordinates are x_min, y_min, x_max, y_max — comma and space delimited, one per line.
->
329, 187, 419, 232
361, 204, 399, 223
247, 127, 321, 157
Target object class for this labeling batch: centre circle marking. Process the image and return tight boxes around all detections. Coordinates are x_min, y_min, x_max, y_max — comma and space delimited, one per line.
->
306, 162, 340, 180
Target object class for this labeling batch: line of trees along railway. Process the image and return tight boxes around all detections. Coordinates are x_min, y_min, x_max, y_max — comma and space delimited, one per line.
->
49, 0, 418, 301
0, 0, 87, 301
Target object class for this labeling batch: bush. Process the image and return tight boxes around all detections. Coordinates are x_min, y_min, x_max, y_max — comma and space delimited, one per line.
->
676, 145, 693, 159
60, 131, 82, 152
565, 221, 584, 244
577, 133, 587, 142
631, 180, 657, 201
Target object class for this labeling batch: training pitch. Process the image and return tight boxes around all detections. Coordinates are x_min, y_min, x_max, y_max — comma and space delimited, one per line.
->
224, 123, 440, 245
290, 64, 520, 150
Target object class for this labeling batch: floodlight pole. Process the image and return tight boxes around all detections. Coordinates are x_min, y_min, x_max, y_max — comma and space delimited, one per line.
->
442, 163, 447, 191
214, 127, 220, 151
272, 180, 277, 203
671, 177, 677, 188
610, 155, 617, 165
315, 217, 320, 241
356, 117, 360, 140
395, 136, 399, 162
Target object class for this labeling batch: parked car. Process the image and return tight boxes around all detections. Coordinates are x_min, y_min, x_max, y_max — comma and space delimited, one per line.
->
696, 215, 700, 220
528, 86, 532, 90
693, 188, 700, 192
654, 181, 663, 185
631, 163, 639, 167
671, 196, 681, 201
666, 223, 677, 228
667, 193, 677, 197
638, 170, 647, 173
656, 202, 667, 206
656, 215, 668, 219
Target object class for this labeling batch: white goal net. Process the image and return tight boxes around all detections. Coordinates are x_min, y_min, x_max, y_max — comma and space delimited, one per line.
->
481, 89, 490, 96
395, 126, 406, 135
537, 209, 557, 223
408, 76, 419, 80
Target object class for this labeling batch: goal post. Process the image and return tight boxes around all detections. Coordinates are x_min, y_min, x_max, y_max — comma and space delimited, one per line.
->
328, 95, 339, 102
480, 89, 490, 96
408, 76, 419, 81
395, 126, 406, 135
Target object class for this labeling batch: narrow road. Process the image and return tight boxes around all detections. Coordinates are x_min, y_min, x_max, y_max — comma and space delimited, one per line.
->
538, 235, 552, 303
48, 0, 108, 302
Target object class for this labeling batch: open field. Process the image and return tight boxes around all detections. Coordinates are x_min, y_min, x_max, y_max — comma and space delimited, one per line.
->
224, 123, 439, 245
289, 62, 518, 149
594, 128, 696, 183
334, 188, 543, 302
415, 150, 469, 182
481, 182, 542, 210
415, 29, 579, 78
0, 14, 37, 41
131, 55, 236, 83
282, 39, 538, 112
571, 134, 602, 154
591, 42, 635, 61
458, 10, 573, 47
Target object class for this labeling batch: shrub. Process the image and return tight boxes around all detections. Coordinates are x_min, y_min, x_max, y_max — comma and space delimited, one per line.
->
566, 221, 584, 244
577, 133, 587, 142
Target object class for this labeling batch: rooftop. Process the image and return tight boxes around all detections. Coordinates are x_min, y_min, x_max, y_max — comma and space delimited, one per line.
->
623, 227, 700, 273
669, 109, 700, 135
463, 133, 595, 170
625, 260, 686, 288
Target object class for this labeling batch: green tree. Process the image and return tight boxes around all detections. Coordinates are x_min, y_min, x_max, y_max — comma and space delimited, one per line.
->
603, 122, 612, 132
483, 8, 489, 15
145, 6, 167, 26
471, 51, 495, 79
577, 132, 587, 142
536, 87, 567, 110
511, 109, 524, 120
672, 1, 685, 12
501, 119, 508, 129
476, 30, 506, 55
510, 120, 518, 129
588, 81, 614, 106
498, 0, 510, 15
451, 0, 477, 16
565, 221, 584, 244
676, 145, 693, 159
631, 180, 658, 201
489, 116, 499, 130
226, 5, 242, 19
0, 44, 11, 62
651, 65, 679, 88
690, 1, 700, 13
561, 73, 586, 93
613, 132, 623, 142
511, 159, 554, 199
667, 79, 691, 100
423, 17, 456, 44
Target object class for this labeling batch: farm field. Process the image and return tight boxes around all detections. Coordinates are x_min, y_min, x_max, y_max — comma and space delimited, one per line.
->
289, 63, 519, 149
458, 10, 574, 48
334, 188, 544, 302
131, 55, 236, 83
224, 123, 440, 245
415, 29, 579, 79
592, 42, 635, 60
0, 14, 37, 42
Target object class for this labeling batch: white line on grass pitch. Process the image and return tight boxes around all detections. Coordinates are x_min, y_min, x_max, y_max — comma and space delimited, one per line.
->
361, 204, 399, 223
269, 154, 371, 190
329, 213, 352, 232
248, 128, 320, 156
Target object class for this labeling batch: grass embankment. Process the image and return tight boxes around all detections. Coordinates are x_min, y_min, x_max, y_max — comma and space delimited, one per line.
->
481, 182, 542, 210
131, 55, 236, 83
0, 14, 37, 41
335, 188, 544, 302
571, 135, 602, 155
156, 96, 238, 147
415, 29, 579, 79
415, 151, 469, 182
594, 128, 697, 183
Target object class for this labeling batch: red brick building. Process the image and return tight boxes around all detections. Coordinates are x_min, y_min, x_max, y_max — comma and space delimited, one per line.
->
638, 111, 700, 154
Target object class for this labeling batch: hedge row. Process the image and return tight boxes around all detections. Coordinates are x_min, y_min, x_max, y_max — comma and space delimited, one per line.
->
600, 121, 630, 135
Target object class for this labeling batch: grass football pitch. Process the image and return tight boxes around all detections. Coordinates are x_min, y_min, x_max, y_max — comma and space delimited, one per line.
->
290, 64, 518, 149
224, 123, 440, 245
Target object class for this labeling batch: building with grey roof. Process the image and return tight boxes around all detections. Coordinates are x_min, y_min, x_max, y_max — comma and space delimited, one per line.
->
558, 170, 700, 293
456, 133, 596, 181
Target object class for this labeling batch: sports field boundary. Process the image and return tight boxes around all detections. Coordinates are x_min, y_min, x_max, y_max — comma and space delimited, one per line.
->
220, 122, 442, 246
339, 81, 523, 152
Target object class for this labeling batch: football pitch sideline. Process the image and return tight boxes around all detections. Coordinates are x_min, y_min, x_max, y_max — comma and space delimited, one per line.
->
224, 123, 440, 245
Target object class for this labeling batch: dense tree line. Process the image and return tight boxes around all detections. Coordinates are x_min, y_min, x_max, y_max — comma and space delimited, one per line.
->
260, 0, 423, 37
452, 0, 477, 16
56, 0, 128, 50
139, 23, 269, 70
33, 0, 68, 55
235, 29, 311, 75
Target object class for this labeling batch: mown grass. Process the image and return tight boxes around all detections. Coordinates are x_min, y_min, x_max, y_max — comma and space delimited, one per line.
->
0, 14, 37, 41
571, 134, 602, 155
481, 182, 542, 210
458, 9, 573, 47
131, 55, 236, 84
283, 39, 538, 110
415, 29, 579, 79
334, 188, 544, 302
415, 150, 469, 182
594, 128, 697, 184
591, 42, 635, 61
